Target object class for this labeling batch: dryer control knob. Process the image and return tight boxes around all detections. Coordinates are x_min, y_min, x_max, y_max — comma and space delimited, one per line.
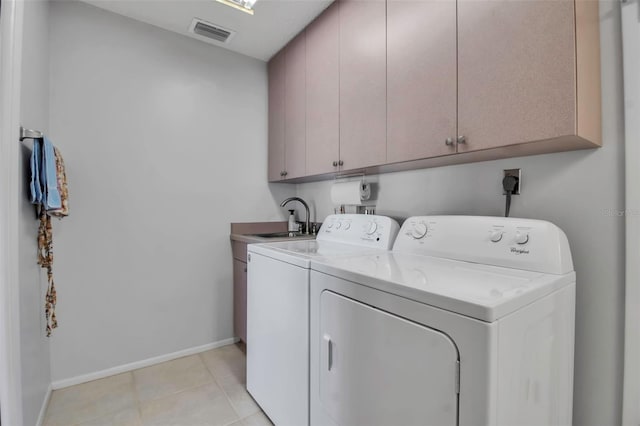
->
515, 232, 529, 245
411, 223, 428, 239
343, 222, 351, 230
490, 231, 503, 243
335, 221, 342, 230
366, 221, 378, 235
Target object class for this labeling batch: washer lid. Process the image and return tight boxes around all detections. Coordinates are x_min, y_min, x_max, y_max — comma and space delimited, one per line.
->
248, 240, 392, 269
311, 252, 575, 322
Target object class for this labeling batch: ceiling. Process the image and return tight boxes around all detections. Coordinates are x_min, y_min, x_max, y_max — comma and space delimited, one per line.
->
77, 0, 333, 61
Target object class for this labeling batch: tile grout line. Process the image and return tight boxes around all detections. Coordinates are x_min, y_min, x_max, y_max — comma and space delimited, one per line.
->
47, 373, 139, 426
53, 346, 249, 426
199, 347, 263, 424
87, 372, 140, 426
129, 370, 145, 425
133, 354, 218, 405
139, 381, 238, 423
199, 352, 245, 423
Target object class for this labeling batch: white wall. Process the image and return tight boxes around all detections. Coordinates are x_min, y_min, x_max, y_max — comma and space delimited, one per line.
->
48, 1, 294, 383
296, 1, 625, 424
18, 0, 51, 424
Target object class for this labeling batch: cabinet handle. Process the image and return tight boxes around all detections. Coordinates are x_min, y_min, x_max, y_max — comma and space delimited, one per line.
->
457, 135, 466, 145
333, 161, 338, 167
338, 160, 344, 166
279, 171, 284, 177
283, 171, 288, 177
445, 138, 454, 146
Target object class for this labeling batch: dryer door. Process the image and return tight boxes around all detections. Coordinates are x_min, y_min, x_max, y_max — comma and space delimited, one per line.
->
319, 291, 459, 426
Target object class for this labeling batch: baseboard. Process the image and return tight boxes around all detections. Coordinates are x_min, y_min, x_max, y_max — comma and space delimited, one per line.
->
36, 384, 53, 426
51, 337, 239, 390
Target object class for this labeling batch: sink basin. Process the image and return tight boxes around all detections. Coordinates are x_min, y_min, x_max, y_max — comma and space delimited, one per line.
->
252, 231, 309, 239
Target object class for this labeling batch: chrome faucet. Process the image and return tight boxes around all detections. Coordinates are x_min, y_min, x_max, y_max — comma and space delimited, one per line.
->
280, 197, 311, 235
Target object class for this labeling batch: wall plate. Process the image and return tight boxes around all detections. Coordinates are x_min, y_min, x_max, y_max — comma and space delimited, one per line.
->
503, 169, 521, 195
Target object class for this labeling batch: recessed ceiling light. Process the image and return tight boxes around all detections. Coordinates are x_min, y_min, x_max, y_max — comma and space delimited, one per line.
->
216, 0, 257, 15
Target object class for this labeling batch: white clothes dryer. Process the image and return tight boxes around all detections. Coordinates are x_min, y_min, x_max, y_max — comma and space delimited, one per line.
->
309, 216, 576, 426
247, 214, 400, 426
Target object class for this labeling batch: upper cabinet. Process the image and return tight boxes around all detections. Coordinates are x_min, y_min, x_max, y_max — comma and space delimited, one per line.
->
457, 0, 601, 153
387, 0, 457, 162
268, 32, 307, 181
268, 0, 601, 182
338, 0, 387, 170
306, 3, 340, 176
284, 32, 307, 179
267, 50, 285, 182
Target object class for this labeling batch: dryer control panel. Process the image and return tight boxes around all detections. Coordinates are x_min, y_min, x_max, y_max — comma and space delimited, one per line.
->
394, 216, 573, 275
318, 214, 400, 250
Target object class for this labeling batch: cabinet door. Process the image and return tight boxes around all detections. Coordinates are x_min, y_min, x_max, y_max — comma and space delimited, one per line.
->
268, 50, 286, 182
233, 259, 247, 343
457, 0, 576, 152
306, 3, 340, 176
284, 32, 307, 179
339, 0, 386, 170
387, 0, 457, 162
319, 291, 459, 426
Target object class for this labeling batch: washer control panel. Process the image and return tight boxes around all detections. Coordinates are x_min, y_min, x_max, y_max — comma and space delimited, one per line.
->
488, 225, 530, 246
401, 218, 435, 241
394, 216, 573, 275
319, 214, 400, 249
411, 221, 428, 239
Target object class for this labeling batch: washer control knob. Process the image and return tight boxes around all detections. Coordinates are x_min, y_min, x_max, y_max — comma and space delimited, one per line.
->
335, 221, 342, 230
490, 231, 503, 243
411, 222, 428, 239
515, 232, 529, 245
366, 221, 378, 235
343, 222, 351, 230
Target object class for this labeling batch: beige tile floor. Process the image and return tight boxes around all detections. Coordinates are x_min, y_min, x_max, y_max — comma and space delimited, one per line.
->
43, 343, 273, 426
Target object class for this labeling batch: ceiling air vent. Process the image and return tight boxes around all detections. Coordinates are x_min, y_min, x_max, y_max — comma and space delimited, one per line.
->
189, 19, 236, 44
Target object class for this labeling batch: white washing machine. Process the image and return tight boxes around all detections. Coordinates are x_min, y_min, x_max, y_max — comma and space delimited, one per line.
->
247, 214, 400, 426
309, 216, 576, 426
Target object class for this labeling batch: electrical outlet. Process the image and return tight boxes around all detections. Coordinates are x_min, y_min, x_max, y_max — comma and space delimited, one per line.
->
503, 169, 521, 195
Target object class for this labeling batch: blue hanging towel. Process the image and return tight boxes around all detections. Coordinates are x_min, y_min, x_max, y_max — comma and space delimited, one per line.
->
29, 138, 43, 204
41, 136, 61, 210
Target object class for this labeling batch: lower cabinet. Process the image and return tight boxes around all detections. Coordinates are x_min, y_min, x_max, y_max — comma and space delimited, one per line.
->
233, 258, 247, 343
